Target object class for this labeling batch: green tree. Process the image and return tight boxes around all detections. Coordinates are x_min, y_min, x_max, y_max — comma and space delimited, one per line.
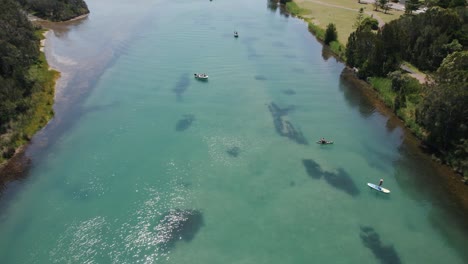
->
379, 0, 389, 13
353, 8, 365, 29
417, 51, 468, 153
405, 0, 420, 14
324, 23, 338, 45
17, 0, 90, 21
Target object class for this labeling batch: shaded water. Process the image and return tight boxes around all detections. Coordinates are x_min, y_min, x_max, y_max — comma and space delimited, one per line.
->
0, 0, 467, 263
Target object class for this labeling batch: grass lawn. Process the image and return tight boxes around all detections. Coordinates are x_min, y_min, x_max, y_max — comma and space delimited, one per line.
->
294, 0, 404, 44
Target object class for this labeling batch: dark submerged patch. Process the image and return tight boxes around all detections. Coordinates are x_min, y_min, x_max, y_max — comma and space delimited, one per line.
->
282, 89, 296, 95
254, 75, 267, 81
272, 41, 287, 48
268, 103, 307, 145
292, 67, 306, 74
302, 159, 359, 196
157, 209, 204, 250
359, 226, 402, 264
323, 168, 360, 197
226, 147, 241, 157
176, 115, 195, 131
302, 159, 322, 179
172, 73, 190, 100
283, 54, 296, 59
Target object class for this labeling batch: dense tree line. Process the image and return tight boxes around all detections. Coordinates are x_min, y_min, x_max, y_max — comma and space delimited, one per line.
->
346, 6, 467, 175
0, 0, 40, 130
17, 0, 89, 22
347, 7, 466, 76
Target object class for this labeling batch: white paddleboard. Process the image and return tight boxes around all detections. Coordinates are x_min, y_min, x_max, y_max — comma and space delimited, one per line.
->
367, 183, 390, 193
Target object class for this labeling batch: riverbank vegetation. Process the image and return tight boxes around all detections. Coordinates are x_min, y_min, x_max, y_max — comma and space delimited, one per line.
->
277, 0, 347, 59
0, 0, 59, 164
17, 0, 89, 21
346, 5, 467, 176
279, 0, 467, 177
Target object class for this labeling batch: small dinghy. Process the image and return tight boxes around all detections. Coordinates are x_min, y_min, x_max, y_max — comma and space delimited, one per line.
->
316, 139, 333, 145
194, 73, 208, 80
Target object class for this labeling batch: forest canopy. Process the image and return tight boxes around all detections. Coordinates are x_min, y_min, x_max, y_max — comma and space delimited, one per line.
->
17, 0, 89, 22
0, 0, 59, 161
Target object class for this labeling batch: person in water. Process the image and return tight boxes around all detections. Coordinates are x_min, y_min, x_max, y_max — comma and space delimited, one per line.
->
321, 137, 326, 144
379, 179, 383, 186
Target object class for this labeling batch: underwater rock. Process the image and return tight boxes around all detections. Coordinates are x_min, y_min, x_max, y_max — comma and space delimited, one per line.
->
176, 114, 195, 131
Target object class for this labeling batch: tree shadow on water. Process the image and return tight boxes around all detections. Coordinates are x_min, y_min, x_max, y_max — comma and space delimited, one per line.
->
359, 226, 402, 264
302, 159, 359, 196
267, 0, 279, 12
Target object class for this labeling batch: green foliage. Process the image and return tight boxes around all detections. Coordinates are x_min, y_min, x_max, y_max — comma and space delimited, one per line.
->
308, 22, 325, 40
324, 23, 338, 45
17, 0, 89, 22
329, 41, 346, 60
379, 0, 390, 14
285, 1, 310, 17
353, 8, 365, 30
362, 17, 379, 31
405, 0, 421, 14
347, 7, 466, 77
369, 77, 395, 107
0, 0, 58, 163
416, 51, 467, 174
432, 0, 467, 8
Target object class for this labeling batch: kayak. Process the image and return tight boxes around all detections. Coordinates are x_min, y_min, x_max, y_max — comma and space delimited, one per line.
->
316, 141, 333, 145
367, 183, 390, 193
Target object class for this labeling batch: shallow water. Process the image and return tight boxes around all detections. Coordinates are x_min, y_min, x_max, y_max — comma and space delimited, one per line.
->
0, 0, 467, 263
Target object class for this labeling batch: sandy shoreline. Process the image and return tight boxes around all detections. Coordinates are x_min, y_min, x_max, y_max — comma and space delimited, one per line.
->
28, 13, 89, 24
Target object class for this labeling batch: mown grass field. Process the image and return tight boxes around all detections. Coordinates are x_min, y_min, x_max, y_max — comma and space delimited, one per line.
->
294, 0, 404, 44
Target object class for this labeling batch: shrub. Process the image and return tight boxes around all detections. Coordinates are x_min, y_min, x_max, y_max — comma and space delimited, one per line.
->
324, 23, 338, 45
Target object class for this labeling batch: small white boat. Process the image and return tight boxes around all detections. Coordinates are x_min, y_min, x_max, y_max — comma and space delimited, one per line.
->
194, 73, 208, 80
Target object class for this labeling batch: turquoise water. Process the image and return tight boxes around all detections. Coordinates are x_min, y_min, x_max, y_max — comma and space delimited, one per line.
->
0, 0, 467, 263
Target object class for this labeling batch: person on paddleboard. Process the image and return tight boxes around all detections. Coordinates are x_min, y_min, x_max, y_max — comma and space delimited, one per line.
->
379, 179, 383, 186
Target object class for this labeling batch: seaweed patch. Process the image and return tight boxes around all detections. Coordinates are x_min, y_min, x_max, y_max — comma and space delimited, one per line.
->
302, 159, 322, 179
268, 103, 307, 145
156, 209, 204, 250
254, 75, 267, 81
226, 146, 241, 157
176, 115, 195, 131
172, 73, 190, 100
282, 89, 296, 95
359, 226, 402, 264
301, 159, 359, 196
272, 41, 287, 48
